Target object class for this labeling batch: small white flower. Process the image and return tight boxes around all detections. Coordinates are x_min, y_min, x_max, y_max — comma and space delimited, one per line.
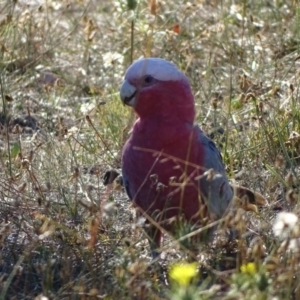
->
273, 212, 299, 240
80, 102, 95, 114
102, 52, 124, 68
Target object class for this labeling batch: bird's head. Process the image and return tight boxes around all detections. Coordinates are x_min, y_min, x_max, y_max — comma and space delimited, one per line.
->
120, 58, 195, 124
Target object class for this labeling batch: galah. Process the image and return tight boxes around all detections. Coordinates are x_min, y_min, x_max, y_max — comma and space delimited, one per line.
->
119, 58, 267, 255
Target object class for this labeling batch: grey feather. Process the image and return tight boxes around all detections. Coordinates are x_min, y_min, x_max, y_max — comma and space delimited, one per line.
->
196, 125, 233, 218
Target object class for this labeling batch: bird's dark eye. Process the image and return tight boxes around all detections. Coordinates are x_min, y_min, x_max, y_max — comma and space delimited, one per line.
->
143, 75, 155, 84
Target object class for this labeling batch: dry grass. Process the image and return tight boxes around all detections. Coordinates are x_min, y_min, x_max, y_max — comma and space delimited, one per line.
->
0, 0, 300, 299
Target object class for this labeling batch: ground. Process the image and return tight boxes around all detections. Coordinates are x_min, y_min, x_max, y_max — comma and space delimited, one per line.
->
0, 0, 300, 299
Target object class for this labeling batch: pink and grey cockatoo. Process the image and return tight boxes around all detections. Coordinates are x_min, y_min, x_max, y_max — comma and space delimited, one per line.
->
120, 58, 266, 255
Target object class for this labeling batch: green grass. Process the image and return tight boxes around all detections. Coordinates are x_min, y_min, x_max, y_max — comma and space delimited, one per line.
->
0, 0, 300, 299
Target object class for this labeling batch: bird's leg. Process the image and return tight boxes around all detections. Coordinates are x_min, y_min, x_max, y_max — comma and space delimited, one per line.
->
144, 225, 162, 258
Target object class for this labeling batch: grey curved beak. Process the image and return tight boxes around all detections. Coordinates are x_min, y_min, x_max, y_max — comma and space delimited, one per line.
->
120, 80, 137, 106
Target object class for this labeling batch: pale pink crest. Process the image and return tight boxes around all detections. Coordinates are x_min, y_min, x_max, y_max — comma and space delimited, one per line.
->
125, 58, 188, 82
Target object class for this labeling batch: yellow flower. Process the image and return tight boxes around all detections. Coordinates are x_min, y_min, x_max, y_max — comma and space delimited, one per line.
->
169, 262, 198, 286
240, 262, 256, 275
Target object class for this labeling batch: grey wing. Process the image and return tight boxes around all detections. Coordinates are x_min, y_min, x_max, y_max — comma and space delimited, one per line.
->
196, 125, 233, 218
121, 168, 133, 200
